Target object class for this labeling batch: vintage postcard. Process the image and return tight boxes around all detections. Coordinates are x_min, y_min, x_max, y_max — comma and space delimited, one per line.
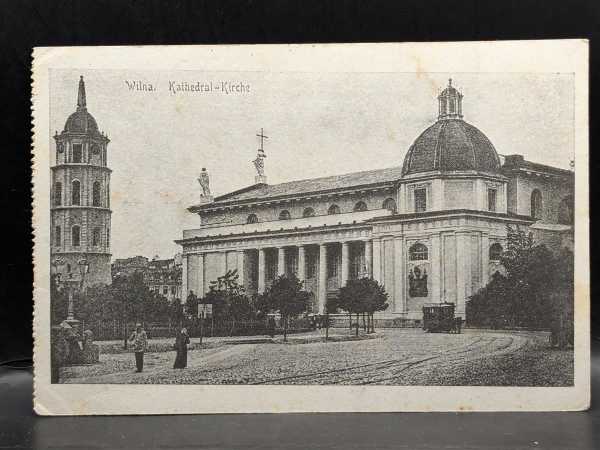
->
32, 41, 589, 414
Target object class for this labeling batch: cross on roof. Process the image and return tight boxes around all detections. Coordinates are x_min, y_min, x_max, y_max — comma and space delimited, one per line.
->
256, 128, 268, 153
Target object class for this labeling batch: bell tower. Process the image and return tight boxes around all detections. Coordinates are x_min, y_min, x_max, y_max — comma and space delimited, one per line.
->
50, 76, 112, 287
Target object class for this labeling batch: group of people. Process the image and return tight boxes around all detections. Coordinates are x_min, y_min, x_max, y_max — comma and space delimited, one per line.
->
128, 323, 190, 373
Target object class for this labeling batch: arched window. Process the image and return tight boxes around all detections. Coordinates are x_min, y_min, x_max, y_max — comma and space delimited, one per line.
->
558, 196, 574, 225
409, 243, 428, 261
328, 204, 340, 215
92, 181, 101, 207
247, 214, 258, 224
382, 197, 397, 213
279, 210, 291, 220
71, 225, 80, 247
302, 207, 315, 218
71, 180, 81, 205
530, 189, 543, 219
54, 182, 62, 206
72, 144, 82, 163
54, 226, 61, 246
489, 243, 503, 261
92, 227, 101, 246
353, 201, 367, 212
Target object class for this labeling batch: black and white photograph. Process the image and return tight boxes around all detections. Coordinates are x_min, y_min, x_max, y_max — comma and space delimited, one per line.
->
32, 41, 589, 414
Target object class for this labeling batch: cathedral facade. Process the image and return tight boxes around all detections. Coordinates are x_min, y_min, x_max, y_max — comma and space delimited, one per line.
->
50, 77, 112, 287
177, 80, 574, 322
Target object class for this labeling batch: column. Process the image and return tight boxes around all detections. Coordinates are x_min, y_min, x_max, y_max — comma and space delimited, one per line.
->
481, 234, 490, 287
277, 247, 286, 276
393, 237, 405, 313
398, 185, 406, 213
455, 232, 471, 318
198, 253, 205, 297
181, 254, 188, 299
297, 245, 306, 283
430, 234, 441, 303
236, 251, 245, 290
364, 239, 372, 277
372, 238, 382, 282
432, 179, 443, 211
318, 244, 328, 314
258, 248, 266, 294
341, 242, 350, 286
220, 252, 227, 278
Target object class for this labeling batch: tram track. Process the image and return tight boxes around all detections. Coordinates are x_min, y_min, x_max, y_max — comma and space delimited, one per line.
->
253, 336, 498, 385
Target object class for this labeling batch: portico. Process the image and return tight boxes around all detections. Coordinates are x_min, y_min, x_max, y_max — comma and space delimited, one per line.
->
180, 223, 375, 314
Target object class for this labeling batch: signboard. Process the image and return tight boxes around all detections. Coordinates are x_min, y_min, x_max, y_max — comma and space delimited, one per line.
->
198, 303, 213, 319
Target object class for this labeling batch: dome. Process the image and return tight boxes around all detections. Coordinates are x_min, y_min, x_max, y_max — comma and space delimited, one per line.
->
402, 119, 501, 176
402, 79, 501, 176
64, 109, 99, 133
62, 76, 99, 134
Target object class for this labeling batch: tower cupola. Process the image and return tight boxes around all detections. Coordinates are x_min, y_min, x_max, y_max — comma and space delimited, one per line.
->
437, 78, 463, 120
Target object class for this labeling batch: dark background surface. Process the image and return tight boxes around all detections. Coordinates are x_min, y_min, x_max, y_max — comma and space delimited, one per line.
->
0, 0, 598, 448
0, 342, 598, 449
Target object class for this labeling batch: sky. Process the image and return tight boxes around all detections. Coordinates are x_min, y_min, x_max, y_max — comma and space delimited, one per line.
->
50, 69, 574, 260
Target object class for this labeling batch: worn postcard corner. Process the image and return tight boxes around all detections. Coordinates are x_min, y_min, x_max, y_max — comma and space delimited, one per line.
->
32, 40, 589, 415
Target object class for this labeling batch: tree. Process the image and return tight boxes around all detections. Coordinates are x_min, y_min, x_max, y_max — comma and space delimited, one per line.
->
261, 274, 310, 341
338, 278, 389, 336
50, 273, 68, 325
466, 225, 574, 346
202, 270, 252, 336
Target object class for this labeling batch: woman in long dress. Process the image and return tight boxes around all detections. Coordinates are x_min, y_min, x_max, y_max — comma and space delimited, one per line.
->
173, 327, 190, 369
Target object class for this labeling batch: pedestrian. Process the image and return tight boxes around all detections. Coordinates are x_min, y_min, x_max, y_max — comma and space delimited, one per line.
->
129, 323, 147, 372
267, 316, 276, 338
173, 327, 190, 369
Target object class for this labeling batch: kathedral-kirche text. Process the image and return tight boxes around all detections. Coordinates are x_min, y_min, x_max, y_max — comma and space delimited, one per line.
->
178, 79, 574, 323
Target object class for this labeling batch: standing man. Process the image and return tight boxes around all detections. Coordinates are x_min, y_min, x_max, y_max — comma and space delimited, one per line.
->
129, 323, 147, 372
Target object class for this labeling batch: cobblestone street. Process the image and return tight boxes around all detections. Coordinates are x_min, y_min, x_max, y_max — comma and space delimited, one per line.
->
61, 329, 574, 386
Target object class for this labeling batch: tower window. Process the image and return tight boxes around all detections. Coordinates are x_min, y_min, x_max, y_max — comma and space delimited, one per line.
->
54, 226, 61, 247
409, 243, 428, 261
530, 189, 543, 219
302, 207, 315, 218
246, 214, 258, 224
106, 228, 110, 247
383, 197, 397, 213
71, 225, 80, 247
92, 181, 101, 207
489, 243, 503, 261
278, 210, 291, 220
92, 227, 101, 246
54, 182, 62, 206
328, 204, 340, 215
353, 201, 367, 212
71, 180, 81, 205
72, 144, 82, 163
414, 188, 427, 212
488, 188, 497, 212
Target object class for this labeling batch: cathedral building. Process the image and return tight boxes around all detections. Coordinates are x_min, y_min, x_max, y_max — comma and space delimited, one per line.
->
177, 80, 574, 322
51, 76, 112, 287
